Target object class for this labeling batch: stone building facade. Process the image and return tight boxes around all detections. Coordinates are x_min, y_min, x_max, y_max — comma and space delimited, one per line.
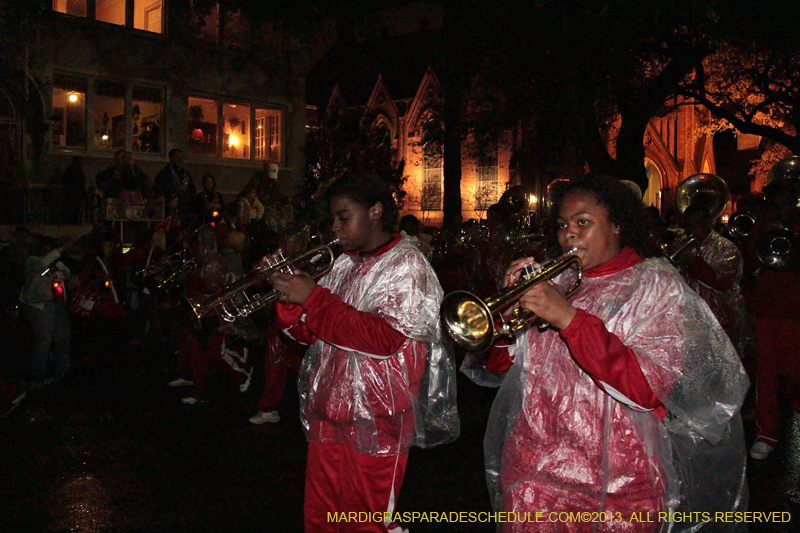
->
1, 1, 321, 225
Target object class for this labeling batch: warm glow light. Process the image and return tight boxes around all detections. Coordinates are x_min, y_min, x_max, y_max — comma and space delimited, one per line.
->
721, 214, 730, 224
104, 280, 110, 287
102, 134, 109, 140
529, 194, 537, 204
68, 94, 78, 103
229, 134, 239, 147
212, 210, 219, 218
257, 125, 262, 129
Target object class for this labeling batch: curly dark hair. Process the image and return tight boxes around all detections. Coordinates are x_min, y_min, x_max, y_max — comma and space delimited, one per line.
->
326, 170, 399, 231
548, 173, 652, 257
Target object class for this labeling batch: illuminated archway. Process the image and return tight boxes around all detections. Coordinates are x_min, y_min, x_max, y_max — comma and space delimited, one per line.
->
644, 159, 662, 211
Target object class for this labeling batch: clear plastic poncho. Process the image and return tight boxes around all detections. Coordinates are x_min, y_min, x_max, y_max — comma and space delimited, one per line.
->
684, 230, 752, 358
466, 258, 749, 532
299, 238, 459, 456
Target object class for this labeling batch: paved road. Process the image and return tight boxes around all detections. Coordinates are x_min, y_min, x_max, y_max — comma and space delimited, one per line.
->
1, 350, 797, 533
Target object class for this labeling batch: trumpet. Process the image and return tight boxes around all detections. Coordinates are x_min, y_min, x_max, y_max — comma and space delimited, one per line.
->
137, 249, 195, 293
136, 249, 190, 279
440, 248, 582, 353
185, 239, 339, 324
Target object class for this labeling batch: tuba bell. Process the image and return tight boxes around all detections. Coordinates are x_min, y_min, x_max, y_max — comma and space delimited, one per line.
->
767, 156, 800, 186
440, 248, 582, 353
185, 239, 338, 324
727, 212, 756, 240
675, 173, 731, 221
757, 225, 800, 271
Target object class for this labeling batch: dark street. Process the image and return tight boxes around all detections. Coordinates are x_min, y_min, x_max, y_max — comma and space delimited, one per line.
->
1, 347, 799, 533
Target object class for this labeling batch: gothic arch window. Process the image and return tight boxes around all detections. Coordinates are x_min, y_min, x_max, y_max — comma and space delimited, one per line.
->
644, 159, 663, 211
374, 120, 391, 150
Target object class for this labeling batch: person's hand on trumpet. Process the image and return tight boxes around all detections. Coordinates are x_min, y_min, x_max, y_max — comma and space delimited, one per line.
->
269, 270, 315, 305
503, 257, 577, 331
262, 249, 316, 305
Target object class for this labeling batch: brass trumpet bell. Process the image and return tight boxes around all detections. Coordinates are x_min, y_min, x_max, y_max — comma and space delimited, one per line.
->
440, 248, 582, 353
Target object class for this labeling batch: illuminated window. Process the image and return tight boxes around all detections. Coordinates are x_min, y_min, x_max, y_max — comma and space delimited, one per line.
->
255, 108, 282, 162
53, 76, 162, 153
96, 0, 125, 26
52, 77, 86, 147
188, 97, 219, 156
475, 153, 499, 209
53, 0, 162, 33
132, 86, 162, 153
223, 103, 250, 160
52, 0, 87, 17
94, 81, 125, 150
422, 144, 443, 211
134, 0, 163, 33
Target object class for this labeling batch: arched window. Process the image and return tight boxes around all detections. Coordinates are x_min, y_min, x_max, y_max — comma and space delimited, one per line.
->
644, 160, 662, 211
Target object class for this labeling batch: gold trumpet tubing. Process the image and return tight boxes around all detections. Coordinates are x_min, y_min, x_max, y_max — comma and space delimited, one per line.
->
501, 251, 583, 333
440, 247, 582, 353
485, 248, 581, 317
137, 250, 188, 278
188, 239, 338, 322
156, 258, 196, 291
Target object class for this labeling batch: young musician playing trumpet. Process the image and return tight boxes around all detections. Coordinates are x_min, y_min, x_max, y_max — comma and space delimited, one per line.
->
269, 171, 458, 533
463, 174, 748, 532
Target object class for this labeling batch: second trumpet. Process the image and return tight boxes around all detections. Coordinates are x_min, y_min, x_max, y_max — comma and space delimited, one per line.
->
186, 239, 339, 324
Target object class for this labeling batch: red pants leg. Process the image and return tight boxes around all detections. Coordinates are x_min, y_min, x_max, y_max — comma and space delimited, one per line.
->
304, 440, 409, 533
754, 317, 800, 444
206, 332, 252, 385
257, 327, 302, 412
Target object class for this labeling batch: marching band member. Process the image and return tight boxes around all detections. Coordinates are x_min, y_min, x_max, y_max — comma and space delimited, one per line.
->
743, 179, 800, 460
174, 225, 252, 404
676, 203, 750, 356
270, 171, 459, 533
463, 174, 748, 532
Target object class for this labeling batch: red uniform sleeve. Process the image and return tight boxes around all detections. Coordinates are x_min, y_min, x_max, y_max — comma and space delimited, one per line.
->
274, 301, 317, 346
560, 309, 664, 415
299, 284, 407, 358
686, 255, 731, 291
482, 341, 516, 374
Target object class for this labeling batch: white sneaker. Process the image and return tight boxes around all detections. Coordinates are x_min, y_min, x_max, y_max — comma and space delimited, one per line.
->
181, 396, 206, 405
249, 410, 280, 424
749, 441, 775, 460
168, 377, 194, 387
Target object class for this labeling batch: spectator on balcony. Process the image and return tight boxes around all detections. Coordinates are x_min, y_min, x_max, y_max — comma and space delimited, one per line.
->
193, 174, 225, 224
118, 151, 151, 203
236, 186, 264, 231
61, 156, 86, 224
154, 149, 195, 222
95, 150, 125, 199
